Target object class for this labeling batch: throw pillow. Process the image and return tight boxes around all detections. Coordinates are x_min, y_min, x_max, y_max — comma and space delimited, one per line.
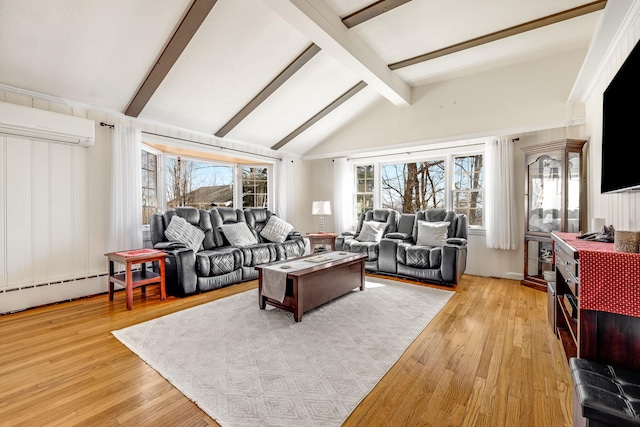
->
219, 223, 258, 247
164, 215, 205, 252
416, 221, 450, 246
355, 221, 386, 242
260, 215, 294, 243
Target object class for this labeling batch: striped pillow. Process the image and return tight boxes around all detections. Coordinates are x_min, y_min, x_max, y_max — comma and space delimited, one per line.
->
164, 215, 205, 252
260, 215, 293, 243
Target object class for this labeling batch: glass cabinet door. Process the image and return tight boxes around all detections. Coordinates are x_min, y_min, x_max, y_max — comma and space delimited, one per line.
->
567, 152, 581, 233
527, 154, 562, 233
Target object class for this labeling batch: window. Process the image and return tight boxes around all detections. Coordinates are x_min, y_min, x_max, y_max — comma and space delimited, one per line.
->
355, 165, 374, 218
141, 150, 158, 224
166, 156, 234, 210
352, 150, 483, 227
381, 161, 445, 212
242, 167, 268, 208
453, 154, 484, 226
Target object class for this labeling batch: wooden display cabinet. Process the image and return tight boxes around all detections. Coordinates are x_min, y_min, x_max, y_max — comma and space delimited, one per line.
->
521, 139, 586, 291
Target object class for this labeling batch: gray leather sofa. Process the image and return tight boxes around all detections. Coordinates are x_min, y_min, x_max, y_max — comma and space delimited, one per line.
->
337, 208, 468, 286
149, 206, 305, 296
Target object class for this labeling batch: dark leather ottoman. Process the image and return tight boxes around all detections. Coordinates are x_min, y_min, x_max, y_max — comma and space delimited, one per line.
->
570, 357, 640, 427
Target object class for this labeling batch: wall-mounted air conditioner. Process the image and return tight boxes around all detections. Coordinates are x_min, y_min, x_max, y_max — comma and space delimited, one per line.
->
0, 101, 95, 147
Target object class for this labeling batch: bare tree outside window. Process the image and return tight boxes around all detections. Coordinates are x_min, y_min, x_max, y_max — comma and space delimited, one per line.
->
381, 161, 445, 212
242, 167, 268, 208
141, 150, 158, 224
454, 155, 484, 226
166, 157, 234, 210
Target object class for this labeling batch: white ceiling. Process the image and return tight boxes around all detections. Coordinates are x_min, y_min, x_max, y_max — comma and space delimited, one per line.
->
0, 0, 612, 156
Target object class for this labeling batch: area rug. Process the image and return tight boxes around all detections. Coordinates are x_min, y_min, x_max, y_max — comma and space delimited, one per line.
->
112, 277, 454, 427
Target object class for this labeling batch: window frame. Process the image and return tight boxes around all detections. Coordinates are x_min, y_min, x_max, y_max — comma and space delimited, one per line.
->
350, 145, 485, 228
141, 141, 274, 225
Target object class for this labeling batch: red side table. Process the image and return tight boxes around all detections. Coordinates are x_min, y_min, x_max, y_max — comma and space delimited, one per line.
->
105, 248, 166, 310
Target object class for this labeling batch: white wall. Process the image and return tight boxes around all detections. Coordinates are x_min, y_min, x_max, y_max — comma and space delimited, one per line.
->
0, 92, 112, 313
306, 49, 588, 159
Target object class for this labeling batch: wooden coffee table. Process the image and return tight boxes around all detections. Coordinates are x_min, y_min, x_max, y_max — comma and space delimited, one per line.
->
256, 252, 367, 322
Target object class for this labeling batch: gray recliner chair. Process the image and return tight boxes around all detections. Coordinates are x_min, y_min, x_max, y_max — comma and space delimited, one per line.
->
378, 208, 467, 285
335, 208, 399, 272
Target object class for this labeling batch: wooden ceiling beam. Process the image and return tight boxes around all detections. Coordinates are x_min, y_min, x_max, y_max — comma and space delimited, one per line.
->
215, 44, 321, 138
125, 0, 218, 117
271, 81, 367, 151
264, 0, 410, 106
342, 0, 412, 28
389, 0, 607, 70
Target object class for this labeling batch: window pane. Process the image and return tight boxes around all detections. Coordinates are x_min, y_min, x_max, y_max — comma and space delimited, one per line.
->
167, 157, 234, 209
381, 160, 445, 212
454, 155, 484, 226
355, 165, 374, 221
141, 150, 158, 225
242, 167, 269, 208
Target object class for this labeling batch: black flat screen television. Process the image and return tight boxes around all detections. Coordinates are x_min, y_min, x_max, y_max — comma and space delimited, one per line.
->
601, 37, 640, 193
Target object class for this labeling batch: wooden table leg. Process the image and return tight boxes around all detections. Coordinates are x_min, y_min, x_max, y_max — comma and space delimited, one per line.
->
159, 258, 166, 301
293, 278, 302, 322
108, 260, 115, 301
125, 261, 133, 310
258, 275, 266, 309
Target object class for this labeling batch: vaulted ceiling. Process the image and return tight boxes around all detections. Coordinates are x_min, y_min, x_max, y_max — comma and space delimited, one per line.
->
0, 0, 609, 156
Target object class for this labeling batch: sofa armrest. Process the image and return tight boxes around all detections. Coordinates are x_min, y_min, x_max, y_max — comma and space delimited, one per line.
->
441, 243, 467, 284
378, 238, 399, 274
446, 237, 467, 246
342, 231, 356, 237
286, 231, 303, 242
385, 232, 413, 242
163, 248, 197, 295
154, 241, 187, 250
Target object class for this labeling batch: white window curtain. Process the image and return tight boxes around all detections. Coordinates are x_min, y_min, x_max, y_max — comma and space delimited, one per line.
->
276, 158, 293, 222
485, 138, 518, 250
333, 158, 354, 234
108, 123, 143, 252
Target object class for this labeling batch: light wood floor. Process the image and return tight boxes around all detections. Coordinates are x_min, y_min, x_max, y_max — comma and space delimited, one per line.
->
0, 274, 572, 426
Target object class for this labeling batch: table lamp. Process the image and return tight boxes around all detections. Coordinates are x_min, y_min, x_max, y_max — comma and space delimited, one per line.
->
312, 200, 331, 233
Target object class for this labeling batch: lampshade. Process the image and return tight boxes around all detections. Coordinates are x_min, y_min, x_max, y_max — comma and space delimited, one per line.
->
312, 200, 331, 216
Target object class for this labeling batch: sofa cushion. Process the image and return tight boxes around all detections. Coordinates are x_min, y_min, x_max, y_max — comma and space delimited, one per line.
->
355, 221, 386, 242
219, 223, 258, 247
404, 246, 442, 269
416, 221, 450, 246
196, 248, 241, 277
164, 215, 205, 252
260, 215, 293, 243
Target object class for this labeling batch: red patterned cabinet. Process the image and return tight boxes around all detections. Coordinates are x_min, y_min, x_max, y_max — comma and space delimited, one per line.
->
552, 231, 640, 370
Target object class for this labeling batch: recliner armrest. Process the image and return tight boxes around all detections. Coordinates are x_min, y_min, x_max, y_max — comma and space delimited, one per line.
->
446, 237, 467, 246
154, 241, 187, 250
385, 232, 413, 242
342, 231, 356, 237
